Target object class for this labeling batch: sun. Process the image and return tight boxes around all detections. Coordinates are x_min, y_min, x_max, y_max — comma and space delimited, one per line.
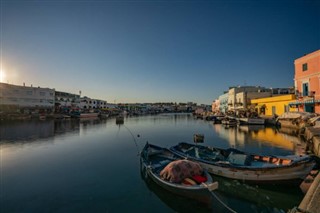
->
0, 69, 6, 82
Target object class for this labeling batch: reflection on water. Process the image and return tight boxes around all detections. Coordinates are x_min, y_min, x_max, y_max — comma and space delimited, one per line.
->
0, 120, 56, 142
140, 162, 215, 213
140, 158, 303, 213
0, 114, 307, 213
212, 124, 306, 155
214, 175, 303, 212
0, 118, 111, 143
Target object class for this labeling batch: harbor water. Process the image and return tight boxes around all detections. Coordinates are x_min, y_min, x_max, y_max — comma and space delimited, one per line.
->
0, 114, 306, 212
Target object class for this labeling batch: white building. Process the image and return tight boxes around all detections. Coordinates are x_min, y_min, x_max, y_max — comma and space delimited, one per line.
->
55, 91, 80, 110
0, 83, 55, 112
79, 97, 108, 110
218, 92, 229, 113
228, 86, 272, 111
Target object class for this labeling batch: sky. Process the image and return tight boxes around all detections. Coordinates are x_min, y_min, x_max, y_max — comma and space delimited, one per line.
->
0, 0, 319, 104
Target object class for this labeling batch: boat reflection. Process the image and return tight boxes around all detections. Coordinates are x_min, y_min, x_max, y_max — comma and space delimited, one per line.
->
140, 163, 226, 213
141, 161, 302, 213
214, 175, 303, 212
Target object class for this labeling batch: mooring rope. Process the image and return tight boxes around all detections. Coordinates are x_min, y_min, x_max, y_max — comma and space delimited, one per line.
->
210, 191, 238, 213
123, 124, 140, 155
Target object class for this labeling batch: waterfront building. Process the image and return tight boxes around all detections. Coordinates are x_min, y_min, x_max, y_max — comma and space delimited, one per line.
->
271, 88, 295, 95
211, 99, 219, 112
0, 82, 55, 113
96, 99, 108, 109
251, 94, 296, 116
218, 92, 229, 113
55, 91, 80, 112
291, 49, 320, 113
79, 96, 107, 110
227, 86, 272, 111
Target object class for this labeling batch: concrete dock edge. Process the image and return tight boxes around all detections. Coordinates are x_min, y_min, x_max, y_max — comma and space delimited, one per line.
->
297, 172, 320, 213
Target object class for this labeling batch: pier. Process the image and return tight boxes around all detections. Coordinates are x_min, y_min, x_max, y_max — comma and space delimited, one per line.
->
295, 172, 320, 213
292, 126, 320, 213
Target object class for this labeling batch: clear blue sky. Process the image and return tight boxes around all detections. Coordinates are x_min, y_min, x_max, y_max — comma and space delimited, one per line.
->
1, 0, 319, 104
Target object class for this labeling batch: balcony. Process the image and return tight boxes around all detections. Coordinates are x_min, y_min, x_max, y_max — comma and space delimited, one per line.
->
308, 91, 316, 97
234, 102, 243, 106
296, 91, 316, 98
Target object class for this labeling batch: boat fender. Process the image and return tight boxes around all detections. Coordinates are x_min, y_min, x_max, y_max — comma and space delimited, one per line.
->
192, 175, 208, 183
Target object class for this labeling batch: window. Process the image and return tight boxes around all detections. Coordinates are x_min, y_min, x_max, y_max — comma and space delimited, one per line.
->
40, 92, 45, 96
302, 63, 308, 71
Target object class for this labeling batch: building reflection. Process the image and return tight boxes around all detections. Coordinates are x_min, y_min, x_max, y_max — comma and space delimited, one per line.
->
212, 124, 303, 153
54, 119, 80, 135
0, 118, 112, 144
248, 128, 295, 151
213, 124, 245, 148
0, 119, 108, 144
0, 120, 56, 142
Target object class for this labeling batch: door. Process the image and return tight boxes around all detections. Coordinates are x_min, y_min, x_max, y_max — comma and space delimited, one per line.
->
303, 83, 309, 96
305, 104, 314, 113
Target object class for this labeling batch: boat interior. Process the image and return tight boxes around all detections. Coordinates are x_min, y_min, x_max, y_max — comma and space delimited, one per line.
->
174, 143, 294, 167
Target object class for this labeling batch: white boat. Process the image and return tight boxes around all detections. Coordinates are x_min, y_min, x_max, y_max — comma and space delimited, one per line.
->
238, 117, 265, 125
79, 113, 99, 118
221, 117, 237, 126
170, 142, 315, 184
70, 110, 99, 118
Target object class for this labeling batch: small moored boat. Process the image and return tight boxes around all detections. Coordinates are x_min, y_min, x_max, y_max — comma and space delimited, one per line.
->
170, 142, 315, 184
140, 143, 218, 205
221, 117, 237, 126
238, 117, 265, 125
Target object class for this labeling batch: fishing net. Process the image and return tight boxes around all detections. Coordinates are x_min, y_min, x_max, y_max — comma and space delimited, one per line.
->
160, 159, 203, 183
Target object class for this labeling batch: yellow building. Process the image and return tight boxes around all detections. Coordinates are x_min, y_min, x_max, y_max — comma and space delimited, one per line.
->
251, 94, 297, 116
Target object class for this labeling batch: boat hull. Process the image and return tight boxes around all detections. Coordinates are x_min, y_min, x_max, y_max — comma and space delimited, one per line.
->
196, 160, 314, 183
79, 113, 99, 118
170, 142, 315, 184
238, 118, 265, 125
140, 143, 218, 205
143, 165, 215, 205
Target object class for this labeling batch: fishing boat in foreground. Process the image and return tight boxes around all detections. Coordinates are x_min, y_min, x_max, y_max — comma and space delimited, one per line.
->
170, 142, 315, 184
140, 143, 218, 205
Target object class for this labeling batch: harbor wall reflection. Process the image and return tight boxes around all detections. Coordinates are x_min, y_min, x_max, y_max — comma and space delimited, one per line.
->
1, 120, 56, 142
0, 118, 112, 144
0, 120, 89, 143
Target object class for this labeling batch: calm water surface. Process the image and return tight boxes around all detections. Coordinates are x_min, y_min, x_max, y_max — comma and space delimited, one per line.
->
0, 114, 306, 213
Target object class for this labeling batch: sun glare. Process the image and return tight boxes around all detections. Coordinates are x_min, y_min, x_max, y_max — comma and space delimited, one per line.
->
0, 69, 6, 82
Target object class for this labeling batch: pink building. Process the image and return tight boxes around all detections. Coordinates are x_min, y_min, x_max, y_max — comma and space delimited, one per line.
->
293, 50, 320, 113
211, 99, 220, 112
